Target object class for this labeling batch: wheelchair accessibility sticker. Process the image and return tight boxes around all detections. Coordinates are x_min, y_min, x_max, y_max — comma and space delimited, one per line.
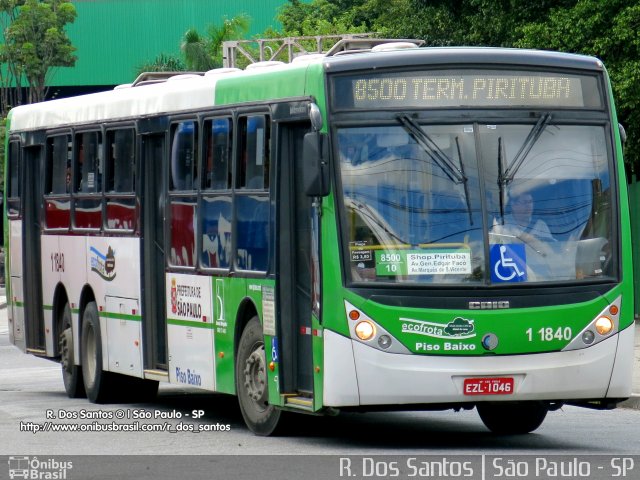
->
490, 244, 527, 282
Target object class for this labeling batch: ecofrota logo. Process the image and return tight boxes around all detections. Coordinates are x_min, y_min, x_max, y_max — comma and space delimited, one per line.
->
8, 456, 73, 479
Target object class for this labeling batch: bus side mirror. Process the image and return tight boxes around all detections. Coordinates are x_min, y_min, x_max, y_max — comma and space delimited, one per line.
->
303, 131, 329, 197
619, 123, 627, 144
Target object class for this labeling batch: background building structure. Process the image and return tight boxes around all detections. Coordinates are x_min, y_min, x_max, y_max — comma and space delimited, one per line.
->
47, 0, 287, 96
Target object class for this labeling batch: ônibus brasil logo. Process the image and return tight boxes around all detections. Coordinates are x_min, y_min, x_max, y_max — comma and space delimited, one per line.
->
90, 246, 116, 281
8, 456, 73, 479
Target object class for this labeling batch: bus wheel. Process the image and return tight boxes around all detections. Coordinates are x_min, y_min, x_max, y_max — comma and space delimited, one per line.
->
59, 302, 86, 398
236, 317, 281, 435
477, 401, 548, 434
81, 301, 111, 403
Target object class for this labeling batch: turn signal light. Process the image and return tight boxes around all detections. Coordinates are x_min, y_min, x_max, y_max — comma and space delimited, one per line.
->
348, 310, 360, 321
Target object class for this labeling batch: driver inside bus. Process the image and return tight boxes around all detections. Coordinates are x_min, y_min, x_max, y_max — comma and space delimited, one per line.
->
492, 191, 553, 244
490, 188, 558, 274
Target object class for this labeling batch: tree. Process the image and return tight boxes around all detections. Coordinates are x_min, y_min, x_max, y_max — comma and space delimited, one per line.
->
516, 0, 640, 178
274, 0, 640, 174
181, 15, 250, 71
1, 0, 77, 106
0, 1, 25, 114
277, 0, 370, 36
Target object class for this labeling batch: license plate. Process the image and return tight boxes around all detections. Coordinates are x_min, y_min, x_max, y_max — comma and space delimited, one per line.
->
463, 377, 514, 395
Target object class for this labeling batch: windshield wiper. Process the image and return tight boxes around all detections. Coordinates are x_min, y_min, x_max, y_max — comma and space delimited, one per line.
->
396, 114, 466, 184
502, 112, 552, 184
455, 136, 473, 226
497, 136, 505, 224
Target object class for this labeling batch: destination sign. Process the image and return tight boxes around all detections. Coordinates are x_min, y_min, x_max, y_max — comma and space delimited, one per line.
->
333, 70, 602, 109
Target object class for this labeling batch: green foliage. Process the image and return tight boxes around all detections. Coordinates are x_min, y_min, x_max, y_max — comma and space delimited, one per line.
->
140, 15, 251, 74
136, 54, 186, 76
181, 15, 250, 71
275, 0, 640, 177
1, 0, 76, 105
278, 0, 370, 35
516, 0, 640, 179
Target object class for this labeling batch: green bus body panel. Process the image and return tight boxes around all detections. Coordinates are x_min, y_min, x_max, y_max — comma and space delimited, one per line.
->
209, 276, 280, 398
603, 66, 636, 324
346, 285, 625, 355
49, 0, 287, 86
213, 62, 327, 115
629, 181, 640, 316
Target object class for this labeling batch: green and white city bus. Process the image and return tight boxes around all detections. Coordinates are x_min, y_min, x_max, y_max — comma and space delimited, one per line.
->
4, 40, 634, 435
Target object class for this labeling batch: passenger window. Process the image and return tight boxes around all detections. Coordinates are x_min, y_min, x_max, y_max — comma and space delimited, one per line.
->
74, 131, 103, 194
239, 115, 270, 189
236, 195, 269, 271
169, 196, 197, 267
45, 135, 72, 195
7, 141, 21, 217
201, 195, 232, 268
44, 135, 72, 229
106, 129, 135, 193
203, 118, 231, 190
105, 128, 137, 231
170, 121, 199, 191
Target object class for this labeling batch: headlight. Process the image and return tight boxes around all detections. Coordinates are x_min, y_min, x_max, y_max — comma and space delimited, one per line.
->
355, 320, 376, 341
595, 316, 614, 336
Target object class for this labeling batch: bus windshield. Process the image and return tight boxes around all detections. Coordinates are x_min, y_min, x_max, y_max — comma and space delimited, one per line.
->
337, 120, 614, 285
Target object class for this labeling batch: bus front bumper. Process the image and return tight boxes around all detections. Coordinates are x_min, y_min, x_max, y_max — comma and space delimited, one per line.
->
322, 323, 635, 407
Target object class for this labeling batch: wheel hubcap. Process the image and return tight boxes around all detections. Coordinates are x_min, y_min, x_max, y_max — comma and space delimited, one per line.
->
243, 345, 268, 411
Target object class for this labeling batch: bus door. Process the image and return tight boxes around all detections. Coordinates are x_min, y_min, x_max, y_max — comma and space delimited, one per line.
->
139, 123, 168, 372
21, 140, 45, 354
276, 120, 315, 397
6, 140, 25, 350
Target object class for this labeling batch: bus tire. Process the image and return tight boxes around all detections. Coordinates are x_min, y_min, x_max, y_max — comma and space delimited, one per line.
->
477, 401, 548, 434
236, 316, 281, 435
59, 302, 86, 398
81, 301, 112, 403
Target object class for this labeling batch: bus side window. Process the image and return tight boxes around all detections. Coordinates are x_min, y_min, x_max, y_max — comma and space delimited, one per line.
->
7, 141, 21, 218
238, 115, 270, 190
44, 135, 72, 230
105, 128, 136, 231
201, 117, 232, 269
107, 129, 135, 193
73, 131, 103, 230
203, 118, 231, 190
235, 114, 270, 272
170, 121, 199, 191
169, 120, 198, 267
74, 131, 102, 194
236, 195, 269, 271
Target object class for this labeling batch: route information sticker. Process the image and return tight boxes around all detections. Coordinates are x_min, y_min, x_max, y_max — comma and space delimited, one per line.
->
376, 249, 472, 276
